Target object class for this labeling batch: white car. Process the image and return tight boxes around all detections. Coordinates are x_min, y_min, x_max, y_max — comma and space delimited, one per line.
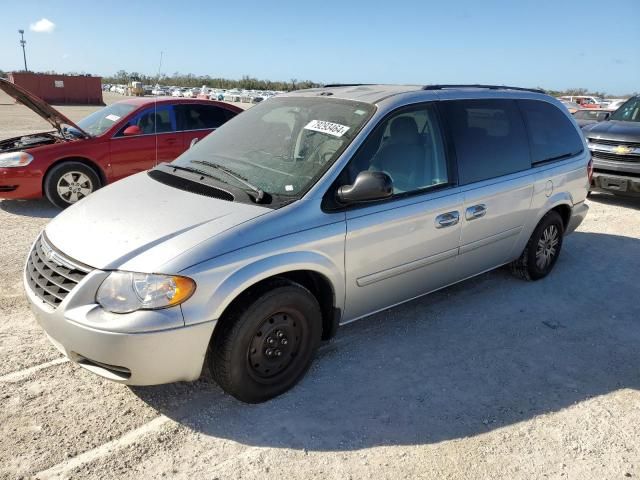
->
183, 88, 199, 99
171, 89, 183, 98
225, 90, 242, 102
605, 99, 628, 111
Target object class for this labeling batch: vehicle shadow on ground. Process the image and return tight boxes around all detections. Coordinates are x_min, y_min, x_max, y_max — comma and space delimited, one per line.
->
132, 231, 640, 451
588, 192, 640, 210
0, 199, 59, 218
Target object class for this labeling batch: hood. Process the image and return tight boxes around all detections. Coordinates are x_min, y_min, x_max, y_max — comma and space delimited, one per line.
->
44, 172, 272, 272
582, 120, 640, 142
0, 78, 90, 138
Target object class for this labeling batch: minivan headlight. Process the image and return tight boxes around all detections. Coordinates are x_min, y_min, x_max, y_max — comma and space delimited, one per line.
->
0, 152, 33, 167
96, 271, 196, 314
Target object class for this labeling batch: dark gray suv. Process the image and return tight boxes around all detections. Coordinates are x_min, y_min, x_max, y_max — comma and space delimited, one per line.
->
583, 96, 640, 197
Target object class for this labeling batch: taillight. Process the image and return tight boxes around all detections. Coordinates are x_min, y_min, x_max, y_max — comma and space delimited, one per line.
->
587, 157, 593, 184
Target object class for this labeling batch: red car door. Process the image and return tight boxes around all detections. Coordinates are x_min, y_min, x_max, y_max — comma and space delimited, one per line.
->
108, 104, 184, 181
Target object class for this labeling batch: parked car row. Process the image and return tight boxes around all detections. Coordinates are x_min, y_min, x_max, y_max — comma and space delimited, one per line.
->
103, 83, 283, 103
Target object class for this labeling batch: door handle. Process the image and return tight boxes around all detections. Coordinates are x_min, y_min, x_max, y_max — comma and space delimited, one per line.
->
465, 204, 487, 220
435, 211, 460, 228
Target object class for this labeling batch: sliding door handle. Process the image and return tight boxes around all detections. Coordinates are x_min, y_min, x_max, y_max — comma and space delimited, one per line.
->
465, 204, 487, 220
435, 211, 460, 228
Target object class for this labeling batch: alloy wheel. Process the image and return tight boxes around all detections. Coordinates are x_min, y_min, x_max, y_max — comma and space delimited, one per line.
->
56, 171, 94, 204
535, 224, 559, 270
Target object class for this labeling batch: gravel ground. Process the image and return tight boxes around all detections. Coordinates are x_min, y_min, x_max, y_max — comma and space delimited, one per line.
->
0, 93, 639, 480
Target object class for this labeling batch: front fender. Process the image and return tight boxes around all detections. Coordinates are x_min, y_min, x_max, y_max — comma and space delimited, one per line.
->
180, 249, 345, 327
210, 251, 343, 320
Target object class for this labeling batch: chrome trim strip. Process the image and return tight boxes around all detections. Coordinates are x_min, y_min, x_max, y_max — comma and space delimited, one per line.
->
588, 143, 640, 156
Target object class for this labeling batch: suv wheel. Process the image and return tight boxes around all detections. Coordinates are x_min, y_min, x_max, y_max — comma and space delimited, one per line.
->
209, 279, 322, 403
510, 210, 564, 281
44, 162, 101, 208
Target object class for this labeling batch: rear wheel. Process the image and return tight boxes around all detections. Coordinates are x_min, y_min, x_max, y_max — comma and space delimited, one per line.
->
510, 211, 564, 281
209, 279, 322, 403
44, 162, 101, 208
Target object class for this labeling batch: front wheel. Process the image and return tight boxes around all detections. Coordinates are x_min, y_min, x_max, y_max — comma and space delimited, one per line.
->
510, 210, 564, 281
44, 162, 101, 208
209, 279, 322, 403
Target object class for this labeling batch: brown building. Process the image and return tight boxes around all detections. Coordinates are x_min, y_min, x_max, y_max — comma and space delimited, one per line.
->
7, 72, 104, 105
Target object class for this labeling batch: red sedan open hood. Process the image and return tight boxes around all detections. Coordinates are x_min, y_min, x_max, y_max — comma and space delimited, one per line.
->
0, 78, 90, 138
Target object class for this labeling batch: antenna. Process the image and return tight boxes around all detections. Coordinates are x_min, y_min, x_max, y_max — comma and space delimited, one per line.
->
154, 51, 163, 167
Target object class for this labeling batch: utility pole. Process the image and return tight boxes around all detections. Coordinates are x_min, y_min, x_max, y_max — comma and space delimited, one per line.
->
18, 29, 28, 71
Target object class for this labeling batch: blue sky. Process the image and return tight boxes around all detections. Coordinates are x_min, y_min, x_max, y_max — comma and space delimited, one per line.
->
2, 0, 639, 94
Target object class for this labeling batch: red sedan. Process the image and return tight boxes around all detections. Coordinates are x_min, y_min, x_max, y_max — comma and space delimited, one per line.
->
0, 79, 242, 207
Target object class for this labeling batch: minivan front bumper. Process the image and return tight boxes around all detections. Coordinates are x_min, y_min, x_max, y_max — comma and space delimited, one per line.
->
24, 268, 215, 385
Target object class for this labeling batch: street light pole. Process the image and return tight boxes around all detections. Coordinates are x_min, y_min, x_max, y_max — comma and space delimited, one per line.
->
18, 29, 28, 71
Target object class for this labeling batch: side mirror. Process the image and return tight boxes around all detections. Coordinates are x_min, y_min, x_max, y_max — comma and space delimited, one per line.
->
123, 125, 141, 136
337, 170, 393, 204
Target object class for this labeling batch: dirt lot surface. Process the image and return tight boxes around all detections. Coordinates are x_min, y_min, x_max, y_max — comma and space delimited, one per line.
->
0, 93, 639, 480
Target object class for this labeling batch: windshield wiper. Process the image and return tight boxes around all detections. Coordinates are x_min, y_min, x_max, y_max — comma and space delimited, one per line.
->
167, 164, 224, 181
190, 160, 265, 202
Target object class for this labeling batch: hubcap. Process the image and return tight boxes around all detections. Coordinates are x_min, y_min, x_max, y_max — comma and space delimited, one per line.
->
248, 312, 303, 379
535, 224, 559, 270
56, 172, 93, 204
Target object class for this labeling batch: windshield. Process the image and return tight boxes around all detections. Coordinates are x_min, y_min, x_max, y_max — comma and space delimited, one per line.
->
172, 97, 375, 197
76, 103, 137, 136
610, 97, 640, 122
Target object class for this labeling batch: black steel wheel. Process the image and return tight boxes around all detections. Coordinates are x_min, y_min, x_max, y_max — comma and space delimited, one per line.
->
209, 278, 322, 403
247, 311, 306, 381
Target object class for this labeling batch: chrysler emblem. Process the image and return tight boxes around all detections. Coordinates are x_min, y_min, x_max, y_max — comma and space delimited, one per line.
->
41, 241, 60, 266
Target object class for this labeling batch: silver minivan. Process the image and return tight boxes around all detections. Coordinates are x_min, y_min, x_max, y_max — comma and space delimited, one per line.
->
24, 85, 590, 403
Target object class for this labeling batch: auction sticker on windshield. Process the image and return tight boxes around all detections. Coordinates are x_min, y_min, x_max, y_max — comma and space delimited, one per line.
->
105, 114, 120, 122
304, 120, 350, 137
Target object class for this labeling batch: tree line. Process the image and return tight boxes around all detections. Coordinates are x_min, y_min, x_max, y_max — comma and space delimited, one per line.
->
102, 71, 319, 91
0, 68, 637, 97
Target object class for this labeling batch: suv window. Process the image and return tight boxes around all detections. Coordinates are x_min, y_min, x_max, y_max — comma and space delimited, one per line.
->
344, 105, 449, 195
610, 97, 640, 122
519, 100, 583, 163
441, 99, 530, 185
176, 104, 229, 131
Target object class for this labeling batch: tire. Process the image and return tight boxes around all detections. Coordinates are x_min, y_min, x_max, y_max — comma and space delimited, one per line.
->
209, 279, 322, 403
510, 210, 564, 281
44, 161, 102, 209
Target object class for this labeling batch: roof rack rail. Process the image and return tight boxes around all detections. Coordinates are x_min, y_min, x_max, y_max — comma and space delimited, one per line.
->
423, 84, 546, 94
322, 83, 373, 88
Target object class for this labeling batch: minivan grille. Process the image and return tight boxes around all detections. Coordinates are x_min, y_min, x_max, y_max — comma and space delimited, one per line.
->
25, 235, 91, 308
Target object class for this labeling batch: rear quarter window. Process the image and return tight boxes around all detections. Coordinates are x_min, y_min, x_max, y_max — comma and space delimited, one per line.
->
176, 104, 230, 130
441, 99, 530, 185
518, 100, 584, 164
